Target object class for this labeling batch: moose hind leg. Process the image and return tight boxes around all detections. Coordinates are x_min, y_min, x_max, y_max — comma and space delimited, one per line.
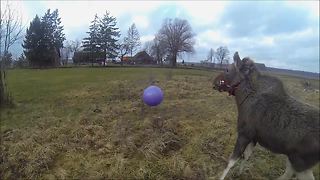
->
276, 157, 294, 180
296, 169, 315, 180
219, 135, 251, 180
289, 153, 317, 180
239, 142, 255, 175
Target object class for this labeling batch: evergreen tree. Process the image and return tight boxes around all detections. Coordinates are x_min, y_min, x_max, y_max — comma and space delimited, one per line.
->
82, 14, 102, 65
40, 10, 57, 66
14, 53, 28, 68
82, 14, 100, 52
22, 9, 65, 67
22, 15, 45, 67
52, 9, 65, 62
41, 9, 65, 66
99, 11, 120, 60
82, 12, 120, 65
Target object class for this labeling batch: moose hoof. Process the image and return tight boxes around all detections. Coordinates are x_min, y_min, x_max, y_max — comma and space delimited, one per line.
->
276, 175, 289, 180
208, 175, 220, 180
238, 167, 244, 176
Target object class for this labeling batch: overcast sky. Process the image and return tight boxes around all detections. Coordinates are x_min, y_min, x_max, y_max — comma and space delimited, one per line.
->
4, 1, 320, 73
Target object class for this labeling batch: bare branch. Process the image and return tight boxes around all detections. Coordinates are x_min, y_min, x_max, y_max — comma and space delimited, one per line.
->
215, 46, 230, 68
124, 23, 141, 56
0, 0, 24, 56
158, 18, 195, 67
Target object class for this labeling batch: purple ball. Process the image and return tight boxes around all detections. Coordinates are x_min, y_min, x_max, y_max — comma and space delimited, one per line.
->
143, 85, 164, 106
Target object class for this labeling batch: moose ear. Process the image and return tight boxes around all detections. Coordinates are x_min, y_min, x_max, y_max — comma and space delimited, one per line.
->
233, 52, 242, 68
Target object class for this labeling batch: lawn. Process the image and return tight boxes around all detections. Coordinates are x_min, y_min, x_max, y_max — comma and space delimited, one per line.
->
1, 67, 319, 179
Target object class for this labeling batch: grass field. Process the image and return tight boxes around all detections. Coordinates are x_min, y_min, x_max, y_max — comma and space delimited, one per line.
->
1, 67, 319, 179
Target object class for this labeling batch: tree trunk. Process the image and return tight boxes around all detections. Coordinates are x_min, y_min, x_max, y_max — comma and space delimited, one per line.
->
65, 54, 68, 66
121, 55, 124, 66
56, 48, 61, 67
0, 66, 11, 107
91, 56, 94, 67
172, 52, 177, 67
0, 69, 5, 106
104, 49, 106, 67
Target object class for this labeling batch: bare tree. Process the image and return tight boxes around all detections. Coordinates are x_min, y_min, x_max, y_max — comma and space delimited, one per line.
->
143, 40, 153, 56
151, 34, 167, 65
158, 18, 195, 67
142, 34, 167, 65
71, 39, 81, 52
61, 41, 72, 65
215, 46, 230, 68
62, 39, 82, 65
0, 1, 24, 107
0, 1, 24, 56
124, 23, 141, 57
118, 39, 129, 65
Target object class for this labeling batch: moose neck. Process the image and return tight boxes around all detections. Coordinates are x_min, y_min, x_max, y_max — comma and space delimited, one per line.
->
234, 84, 251, 108
234, 71, 260, 108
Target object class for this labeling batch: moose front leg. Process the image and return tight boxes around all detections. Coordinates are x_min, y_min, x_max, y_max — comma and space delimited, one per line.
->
220, 135, 251, 180
239, 142, 255, 175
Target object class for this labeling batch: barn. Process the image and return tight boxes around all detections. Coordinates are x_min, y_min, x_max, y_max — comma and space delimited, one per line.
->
133, 51, 156, 64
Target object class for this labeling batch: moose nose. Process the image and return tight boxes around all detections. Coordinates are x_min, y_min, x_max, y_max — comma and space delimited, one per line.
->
213, 83, 220, 90
213, 84, 217, 89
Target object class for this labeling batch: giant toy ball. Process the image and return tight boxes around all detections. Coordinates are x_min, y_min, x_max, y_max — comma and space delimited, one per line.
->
143, 85, 164, 106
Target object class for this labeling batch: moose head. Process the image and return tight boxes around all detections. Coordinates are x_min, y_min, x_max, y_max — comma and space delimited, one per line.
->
213, 52, 257, 96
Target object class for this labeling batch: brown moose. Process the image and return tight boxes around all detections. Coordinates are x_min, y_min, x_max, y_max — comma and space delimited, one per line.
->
213, 52, 319, 180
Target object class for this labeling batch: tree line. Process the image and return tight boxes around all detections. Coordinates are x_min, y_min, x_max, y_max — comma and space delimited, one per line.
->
3, 8, 231, 69
1, 6, 234, 69
18, 9, 202, 68
204, 46, 230, 68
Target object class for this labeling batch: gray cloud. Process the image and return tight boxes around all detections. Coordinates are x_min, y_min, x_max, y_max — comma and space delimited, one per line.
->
207, 1, 320, 72
220, 1, 313, 37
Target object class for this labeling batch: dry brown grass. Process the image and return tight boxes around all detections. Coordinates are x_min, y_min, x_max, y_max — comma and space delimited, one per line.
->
1, 68, 319, 179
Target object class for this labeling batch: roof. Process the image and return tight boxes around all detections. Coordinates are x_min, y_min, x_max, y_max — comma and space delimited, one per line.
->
133, 51, 155, 64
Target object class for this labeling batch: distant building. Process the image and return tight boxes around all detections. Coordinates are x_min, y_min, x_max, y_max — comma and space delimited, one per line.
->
133, 51, 156, 64
122, 56, 134, 64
